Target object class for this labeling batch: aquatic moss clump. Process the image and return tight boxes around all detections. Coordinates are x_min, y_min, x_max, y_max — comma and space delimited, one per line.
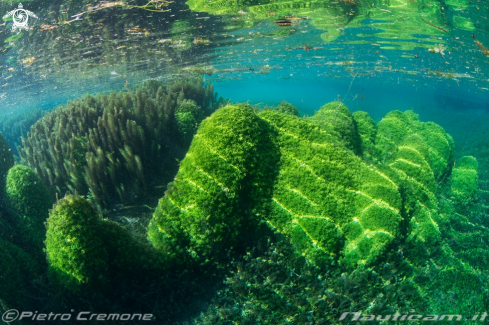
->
352, 110, 378, 159
273, 100, 299, 116
146, 102, 489, 322
149, 103, 404, 269
450, 156, 479, 208
44, 194, 217, 319
45, 195, 109, 293
307, 101, 362, 155
19, 78, 226, 209
5, 164, 52, 257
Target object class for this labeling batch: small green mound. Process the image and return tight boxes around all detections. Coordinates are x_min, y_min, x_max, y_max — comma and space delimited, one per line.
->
274, 100, 299, 116
45, 195, 109, 293
6, 165, 52, 253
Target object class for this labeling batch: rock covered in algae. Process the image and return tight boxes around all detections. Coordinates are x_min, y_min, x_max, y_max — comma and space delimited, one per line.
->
450, 156, 479, 207
5, 164, 52, 255
45, 195, 110, 293
150, 103, 455, 268
146, 102, 489, 323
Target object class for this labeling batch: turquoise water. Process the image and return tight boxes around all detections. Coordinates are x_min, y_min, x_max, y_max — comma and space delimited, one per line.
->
1, 0, 489, 324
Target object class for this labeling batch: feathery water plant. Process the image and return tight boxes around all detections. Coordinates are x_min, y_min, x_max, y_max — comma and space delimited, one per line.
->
19, 78, 226, 209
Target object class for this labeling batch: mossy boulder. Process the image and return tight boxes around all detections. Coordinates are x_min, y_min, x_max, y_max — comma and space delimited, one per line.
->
274, 100, 299, 116
307, 101, 362, 155
45, 195, 109, 293
352, 110, 378, 159
6, 164, 52, 254
450, 156, 478, 208
149, 103, 407, 268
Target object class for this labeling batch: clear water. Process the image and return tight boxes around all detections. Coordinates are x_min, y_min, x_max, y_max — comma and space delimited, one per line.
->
1, 0, 489, 324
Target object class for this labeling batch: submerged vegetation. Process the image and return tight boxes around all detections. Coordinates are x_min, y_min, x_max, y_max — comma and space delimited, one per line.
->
0, 83, 488, 322
18, 78, 227, 209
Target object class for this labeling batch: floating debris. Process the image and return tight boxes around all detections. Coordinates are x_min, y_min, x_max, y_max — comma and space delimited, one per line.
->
475, 40, 489, 56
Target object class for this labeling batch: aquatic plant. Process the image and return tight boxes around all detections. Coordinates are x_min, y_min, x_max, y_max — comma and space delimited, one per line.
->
273, 100, 299, 116
149, 103, 405, 269
352, 110, 378, 159
450, 156, 479, 208
18, 78, 226, 209
44, 194, 219, 320
45, 194, 109, 293
5, 164, 52, 259
307, 101, 362, 155
147, 102, 489, 322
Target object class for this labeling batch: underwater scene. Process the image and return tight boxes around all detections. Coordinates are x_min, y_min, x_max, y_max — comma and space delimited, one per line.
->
0, 0, 489, 324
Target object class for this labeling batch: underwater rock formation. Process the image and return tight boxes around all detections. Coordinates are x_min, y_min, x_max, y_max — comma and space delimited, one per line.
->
148, 102, 489, 322
44, 194, 218, 320
450, 156, 479, 208
5, 164, 52, 260
273, 100, 299, 116
18, 78, 226, 209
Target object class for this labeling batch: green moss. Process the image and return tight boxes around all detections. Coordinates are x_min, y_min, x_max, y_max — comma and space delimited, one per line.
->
150, 103, 406, 268
45, 195, 109, 293
274, 100, 299, 116
307, 101, 362, 155
175, 99, 201, 146
6, 165, 52, 256
352, 110, 377, 159
451, 156, 478, 208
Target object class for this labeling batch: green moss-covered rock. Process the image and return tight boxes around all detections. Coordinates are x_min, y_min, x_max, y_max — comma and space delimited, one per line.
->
150, 103, 405, 268
6, 165, 52, 254
352, 110, 378, 159
274, 100, 299, 116
45, 195, 109, 293
451, 156, 478, 208
175, 99, 202, 146
307, 101, 362, 155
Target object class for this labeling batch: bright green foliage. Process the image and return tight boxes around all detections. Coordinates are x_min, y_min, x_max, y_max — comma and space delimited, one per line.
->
6, 165, 52, 256
274, 100, 299, 116
451, 156, 478, 207
352, 111, 378, 159
150, 103, 404, 268
374, 110, 454, 246
181, 104, 489, 323
307, 101, 362, 155
45, 195, 109, 293
19, 78, 225, 209
175, 99, 202, 146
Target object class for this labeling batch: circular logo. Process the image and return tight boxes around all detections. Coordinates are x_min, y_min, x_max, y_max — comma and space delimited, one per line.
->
2, 309, 19, 323
13, 9, 28, 27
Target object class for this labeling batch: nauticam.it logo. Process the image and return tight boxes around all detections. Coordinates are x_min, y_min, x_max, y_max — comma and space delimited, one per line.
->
3, 3, 38, 34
